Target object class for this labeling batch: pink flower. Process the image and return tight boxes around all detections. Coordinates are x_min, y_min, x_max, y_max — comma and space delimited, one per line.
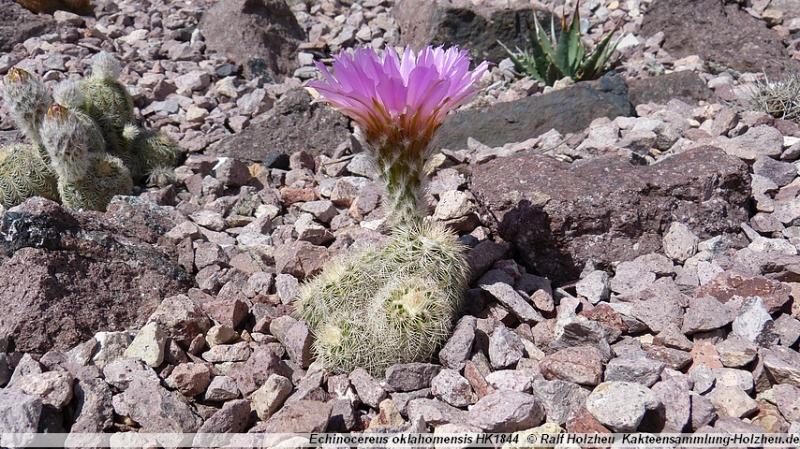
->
309, 46, 488, 146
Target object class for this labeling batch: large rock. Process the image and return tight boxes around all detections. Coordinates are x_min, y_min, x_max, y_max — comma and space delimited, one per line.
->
640, 0, 800, 77
0, 0, 56, 52
432, 72, 632, 151
628, 71, 713, 106
209, 88, 350, 162
471, 147, 750, 282
393, 0, 547, 63
199, 0, 305, 80
0, 198, 191, 353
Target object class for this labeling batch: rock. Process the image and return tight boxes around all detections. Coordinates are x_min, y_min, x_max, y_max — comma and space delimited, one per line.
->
165, 363, 213, 397
206, 324, 237, 347
540, 346, 604, 386
274, 240, 329, 279
71, 376, 114, 432
384, 363, 441, 392
210, 88, 350, 162
112, 377, 203, 432
681, 296, 736, 334
485, 369, 531, 392
407, 398, 467, 426
628, 71, 712, 106
575, 270, 610, 304
532, 379, 590, 425
481, 281, 544, 323
468, 391, 544, 432
585, 382, 661, 432
15, 371, 73, 409
202, 341, 251, 363
102, 359, 159, 390
251, 374, 292, 420
488, 326, 525, 369
763, 346, 800, 387
774, 314, 800, 346
753, 157, 797, 187
204, 376, 241, 402
471, 147, 749, 282
92, 332, 132, 368
721, 125, 785, 161
0, 0, 55, 52
228, 346, 292, 396
0, 199, 190, 352
431, 369, 473, 408
663, 222, 699, 262
0, 389, 42, 447
651, 378, 691, 432
717, 336, 758, 368
709, 386, 759, 418
349, 368, 387, 408
434, 72, 632, 151
197, 399, 251, 433
124, 322, 166, 368
148, 294, 212, 347
254, 400, 332, 433
604, 356, 665, 387
394, 0, 545, 63
274, 320, 313, 368
695, 271, 791, 314
439, 316, 476, 370
731, 297, 773, 343
640, 0, 800, 77
199, 0, 304, 80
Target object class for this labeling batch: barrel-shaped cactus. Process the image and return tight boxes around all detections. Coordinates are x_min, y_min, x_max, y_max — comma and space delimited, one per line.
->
0, 144, 59, 208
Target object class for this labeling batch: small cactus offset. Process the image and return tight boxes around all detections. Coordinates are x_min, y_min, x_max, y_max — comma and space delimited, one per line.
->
0, 144, 60, 208
299, 46, 486, 375
0, 53, 180, 211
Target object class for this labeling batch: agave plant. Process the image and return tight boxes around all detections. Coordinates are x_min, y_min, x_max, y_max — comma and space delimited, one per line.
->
500, 0, 618, 86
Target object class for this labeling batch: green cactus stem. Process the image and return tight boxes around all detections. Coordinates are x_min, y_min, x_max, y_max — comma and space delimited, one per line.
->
297, 221, 468, 375
1, 67, 51, 150
57, 153, 133, 211
0, 144, 59, 209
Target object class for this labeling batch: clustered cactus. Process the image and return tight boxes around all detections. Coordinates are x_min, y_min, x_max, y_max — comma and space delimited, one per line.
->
299, 46, 487, 375
745, 73, 800, 123
0, 52, 179, 211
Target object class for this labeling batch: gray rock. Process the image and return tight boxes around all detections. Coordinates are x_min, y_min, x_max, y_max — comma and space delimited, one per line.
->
112, 377, 203, 432
763, 346, 800, 387
753, 156, 797, 187
255, 400, 332, 433
681, 296, 735, 334
71, 376, 114, 432
708, 386, 758, 418
468, 391, 544, 432
0, 389, 42, 447
604, 356, 665, 387
691, 394, 718, 431
716, 336, 758, 368
652, 378, 691, 432
102, 359, 159, 390
430, 369, 473, 408
480, 282, 544, 323
407, 398, 467, 426
488, 326, 525, 369
485, 370, 532, 392
439, 315, 477, 371
575, 270, 610, 304
731, 297, 773, 343
384, 363, 441, 392
197, 399, 251, 434
663, 222, 699, 262
349, 368, 387, 409
585, 381, 661, 431
204, 376, 241, 402
532, 379, 590, 425
252, 374, 293, 420
774, 314, 800, 347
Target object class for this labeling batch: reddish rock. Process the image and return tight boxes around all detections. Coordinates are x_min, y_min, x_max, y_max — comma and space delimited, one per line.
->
539, 346, 604, 386
0, 0, 55, 52
695, 271, 792, 314
274, 241, 330, 279
471, 147, 750, 282
0, 199, 191, 353
228, 346, 292, 396
566, 407, 612, 434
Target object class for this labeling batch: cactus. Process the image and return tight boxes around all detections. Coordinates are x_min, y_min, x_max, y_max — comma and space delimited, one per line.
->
2, 67, 51, 150
298, 46, 486, 375
0, 144, 60, 208
298, 221, 469, 374
0, 54, 179, 210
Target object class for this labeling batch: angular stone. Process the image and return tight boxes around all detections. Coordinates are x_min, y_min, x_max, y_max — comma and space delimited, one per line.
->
228, 347, 292, 396
488, 326, 525, 369
468, 391, 544, 432
384, 363, 441, 392
124, 322, 166, 368
532, 379, 590, 425
431, 369, 473, 408
349, 368, 387, 409
439, 315, 477, 371
709, 386, 759, 419
112, 377, 203, 432
165, 362, 213, 397
695, 271, 791, 314
651, 378, 691, 432
663, 222, 699, 262
585, 381, 661, 432
540, 346, 604, 386
15, 371, 74, 409
197, 399, 251, 434
255, 400, 332, 433
628, 71, 712, 106
480, 282, 543, 323
763, 346, 800, 387
604, 356, 665, 387
732, 297, 773, 343
575, 270, 610, 304
681, 296, 735, 334
204, 376, 240, 402
407, 398, 467, 426
0, 389, 42, 447
471, 147, 749, 282
251, 374, 292, 421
